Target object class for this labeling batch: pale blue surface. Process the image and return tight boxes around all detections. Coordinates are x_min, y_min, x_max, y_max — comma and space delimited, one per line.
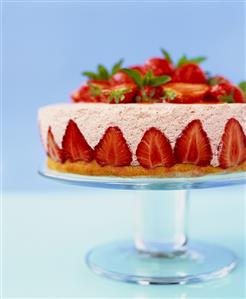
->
2, 1, 245, 191
3, 185, 246, 298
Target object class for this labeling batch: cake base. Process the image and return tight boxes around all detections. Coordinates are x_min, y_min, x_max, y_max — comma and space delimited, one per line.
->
47, 158, 246, 177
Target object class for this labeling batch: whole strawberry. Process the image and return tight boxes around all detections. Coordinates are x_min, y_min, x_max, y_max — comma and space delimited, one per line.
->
205, 83, 245, 103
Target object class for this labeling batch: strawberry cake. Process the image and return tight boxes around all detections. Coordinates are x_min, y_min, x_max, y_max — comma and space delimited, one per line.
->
38, 50, 246, 177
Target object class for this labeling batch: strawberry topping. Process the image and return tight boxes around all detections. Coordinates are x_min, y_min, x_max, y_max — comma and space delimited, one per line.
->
173, 63, 207, 84
136, 127, 175, 169
219, 118, 246, 168
163, 83, 209, 103
95, 127, 132, 166
145, 58, 174, 76
47, 127, 65, 163
174, 120, 212, 166
62, 120, 93, 162
205, 83, 245, 103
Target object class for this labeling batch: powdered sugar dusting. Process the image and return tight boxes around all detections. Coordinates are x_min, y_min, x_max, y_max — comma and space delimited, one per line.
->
38, 103, 246, 167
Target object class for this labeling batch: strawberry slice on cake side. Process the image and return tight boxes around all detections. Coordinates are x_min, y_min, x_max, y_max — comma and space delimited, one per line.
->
219, 118, 246, 169
47, 127, 65, 163
136, 128, 175, 169
94, 127, 132, 167
174, 120, 213, 167
62, 120, 94, 163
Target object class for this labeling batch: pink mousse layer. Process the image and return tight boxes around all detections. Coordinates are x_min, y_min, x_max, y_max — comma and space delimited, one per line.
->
38, 103, 246, 167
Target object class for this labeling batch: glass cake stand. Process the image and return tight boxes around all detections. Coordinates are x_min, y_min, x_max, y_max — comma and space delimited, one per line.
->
39, 166, 246, 285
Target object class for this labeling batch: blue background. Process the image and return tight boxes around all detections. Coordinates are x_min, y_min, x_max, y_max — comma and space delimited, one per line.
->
2, 1, 245, 191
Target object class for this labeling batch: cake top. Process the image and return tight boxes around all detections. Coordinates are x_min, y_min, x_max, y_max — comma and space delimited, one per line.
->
71, 49, 246, 104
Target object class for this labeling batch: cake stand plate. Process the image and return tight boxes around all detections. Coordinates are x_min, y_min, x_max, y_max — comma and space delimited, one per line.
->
39, 167, 245, 285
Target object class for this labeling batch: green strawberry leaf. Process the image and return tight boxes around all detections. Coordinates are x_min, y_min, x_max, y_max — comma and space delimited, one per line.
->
177, 55, 206, 67
142, 70, 152, 86
111, 59, 124, 75
121, 68, 143, 88
83, 59, 124, 80
208, 77, 219, 86
98, 65, 109, 80
88, 83, 102, 97
219, 89, 234, 103
239, 81, 246, 97
162, 89, 177, 101
82, 71, 99, 80
161, 48, 173, 63
150, 75, 171, 87
108, 88, 130, 104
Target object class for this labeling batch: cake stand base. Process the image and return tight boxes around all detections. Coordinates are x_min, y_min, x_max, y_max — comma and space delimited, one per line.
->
39, 167, 245, 285
86, 240, 237, 285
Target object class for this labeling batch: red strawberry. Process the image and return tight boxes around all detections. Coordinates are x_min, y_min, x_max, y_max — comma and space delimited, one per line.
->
145, 58, 174, 76
136, 127, 175, 169
174, 120, 212, 166
71, 80, 110, 103
130, 65, 146, 75
205, 83, 245, 103
136, 86, 164, 102
47, 127, 65, 163
95, 127, 132, 166
102, 83, 137, 104
163, 83, 209, 103
71, 85, 100, 103
219, 118, 246, 169
62, 120, 93, 162
173, 63, 207, 84
111, 71, 134, 85
208, 76, 231, 85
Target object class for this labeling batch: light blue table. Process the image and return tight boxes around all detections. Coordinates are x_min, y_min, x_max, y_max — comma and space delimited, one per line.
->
2, 184, 245, 298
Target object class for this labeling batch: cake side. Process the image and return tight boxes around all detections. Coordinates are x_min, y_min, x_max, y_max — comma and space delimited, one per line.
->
38, 103, 246, 173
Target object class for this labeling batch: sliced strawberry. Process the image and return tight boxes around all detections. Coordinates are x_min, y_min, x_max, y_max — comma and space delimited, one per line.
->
173, 63, 207, 84
47, 127, 65, 163
94, 127, 132, 166
102, 83, 137, 104
174, 120, 212, 166
205, 83, 245, 103
136, 127, 175, 169
62, 120, 93, 162
219, 118, 246, 169
163, 83, 209, 103
145, 58, 174, 76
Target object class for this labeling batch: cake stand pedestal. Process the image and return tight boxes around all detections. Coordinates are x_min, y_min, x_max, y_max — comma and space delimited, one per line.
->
39, 167, 245, 285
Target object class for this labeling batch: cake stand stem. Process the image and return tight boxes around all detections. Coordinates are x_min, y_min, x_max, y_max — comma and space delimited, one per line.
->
134, 189, 190, 257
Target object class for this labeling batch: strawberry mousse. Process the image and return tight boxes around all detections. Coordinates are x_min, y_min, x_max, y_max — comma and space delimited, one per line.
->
38, 50, 246, 177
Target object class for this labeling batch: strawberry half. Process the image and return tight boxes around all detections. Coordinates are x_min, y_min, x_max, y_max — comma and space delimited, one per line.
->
136, 127, 175, 169
47, 127, 65, 163
62, 120, 93, 162
102, 83, 137, 104
173, 63, 207, 84
163, 83, 209, 103
95, 127, 132, 166
174, 120, 212, 166
219, 118, 246, 169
